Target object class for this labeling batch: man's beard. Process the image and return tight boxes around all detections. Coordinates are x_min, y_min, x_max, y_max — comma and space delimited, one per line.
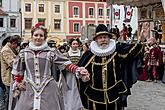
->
99, 43, 109, 49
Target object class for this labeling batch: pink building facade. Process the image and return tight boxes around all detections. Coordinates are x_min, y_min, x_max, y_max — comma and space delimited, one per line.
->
65, 1, 110, 41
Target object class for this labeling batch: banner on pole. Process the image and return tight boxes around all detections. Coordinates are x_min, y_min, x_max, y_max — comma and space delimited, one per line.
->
124, 6, 133, 22
114, 8, 120, 20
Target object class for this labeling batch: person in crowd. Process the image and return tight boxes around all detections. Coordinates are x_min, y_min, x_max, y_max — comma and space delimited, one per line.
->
77, 24, 144, 110
60, 38, 84, 110
10, 23, 89, 110
0, 51, 5, 110
127, 24, 132, 38
115, 25, 120, 39
48, 40, 56, 48
58, 45, 67, 56
0, 36, 11, 110
138, 46, 149, 81
109, 28, 118, 41
63, 42, 70, 52
1, 35, 21, 110
158, 25, 162, 44
122, 23, 128, 41
162, 51, 165, 83
147, 37, 161, 82
81, 43, 89, 55
67, 38, 82, 64
153, 26, 159, 41
156, 45, 164, 80
20, 41, 29, 49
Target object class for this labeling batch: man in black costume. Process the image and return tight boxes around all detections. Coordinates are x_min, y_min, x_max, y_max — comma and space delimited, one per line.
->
77, 24, 144, 110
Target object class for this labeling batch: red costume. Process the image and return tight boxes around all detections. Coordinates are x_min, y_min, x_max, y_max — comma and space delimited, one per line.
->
148, 46, 161, 80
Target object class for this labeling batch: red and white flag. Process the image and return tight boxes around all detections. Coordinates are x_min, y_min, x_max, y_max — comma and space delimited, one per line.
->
114, 8, 120, 20
124, 6, 133, 22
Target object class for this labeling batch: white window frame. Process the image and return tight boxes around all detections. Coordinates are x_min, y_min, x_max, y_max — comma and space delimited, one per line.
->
98, 8, 103, 17
73, 6, 79, 17
73, 22, 80, 33
0, 18, 3, 27
107, 9, 110, 17
54, 19, 61, 30
54, 4, 60, 13
88, 7, 94, 18
10, 18, 16, 28
24, 18, 32, 29
25, 2, 32, 13
0, 0, 2, 7
38, 3, 45, 13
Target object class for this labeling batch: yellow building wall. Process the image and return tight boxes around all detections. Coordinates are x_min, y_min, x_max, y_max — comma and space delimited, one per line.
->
24, 0, 34, 18
63, 1, 68, 35
22, 0, 64, 43
50, 2, 63, 33
36, 0, 48, 27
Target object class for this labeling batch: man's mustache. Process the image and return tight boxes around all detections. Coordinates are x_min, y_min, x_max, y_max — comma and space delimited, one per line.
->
100, 43, 108, 46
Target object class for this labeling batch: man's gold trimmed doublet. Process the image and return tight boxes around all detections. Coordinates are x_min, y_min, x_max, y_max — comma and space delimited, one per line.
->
78, 51, 127, 110
77, 42, 144, 110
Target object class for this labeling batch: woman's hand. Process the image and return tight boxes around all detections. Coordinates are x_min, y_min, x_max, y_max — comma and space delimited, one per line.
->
16, 81, 26, 91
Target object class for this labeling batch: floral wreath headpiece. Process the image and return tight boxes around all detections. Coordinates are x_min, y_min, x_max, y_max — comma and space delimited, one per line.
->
32, 22, 46, 30
31, 22, 48, 38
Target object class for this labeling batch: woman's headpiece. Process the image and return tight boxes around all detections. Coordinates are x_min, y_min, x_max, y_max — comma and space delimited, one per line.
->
31, 22, 48, 39
34, 22, 46, 29
69, 38, 80, 45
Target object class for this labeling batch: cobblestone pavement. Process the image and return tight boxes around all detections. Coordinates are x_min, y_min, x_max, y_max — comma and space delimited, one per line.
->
126, 81, 165, 110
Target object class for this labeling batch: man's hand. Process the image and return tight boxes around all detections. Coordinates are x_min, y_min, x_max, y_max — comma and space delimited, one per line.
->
81, 73, 90, 82
79, 67, 88, 75
79, 67, 90, 82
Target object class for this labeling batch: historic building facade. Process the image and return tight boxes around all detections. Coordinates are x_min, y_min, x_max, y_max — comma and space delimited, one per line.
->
0, 0, 21, 47
113, 0, 165, 42
21, 0, 65, 44
64, 0, 109, 41
21, 0, 109, 43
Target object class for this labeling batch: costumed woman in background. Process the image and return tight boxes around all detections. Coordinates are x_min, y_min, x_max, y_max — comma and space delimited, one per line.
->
67, 38, 82, 64
10, 23, 89, 110
61, 38, 85, 110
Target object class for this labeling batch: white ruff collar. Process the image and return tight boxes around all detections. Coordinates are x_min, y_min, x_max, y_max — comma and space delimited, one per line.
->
90, 39, 116, 57
29, 41, 48, 51
68, 48, 81, 57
